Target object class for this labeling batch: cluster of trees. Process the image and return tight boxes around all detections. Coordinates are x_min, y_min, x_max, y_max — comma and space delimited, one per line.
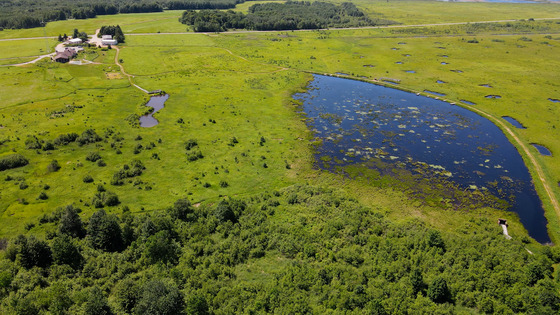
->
179, 1, 386, 32
0, 0, 246, 29
1, 185, 559, 313
99, 25, 125, 43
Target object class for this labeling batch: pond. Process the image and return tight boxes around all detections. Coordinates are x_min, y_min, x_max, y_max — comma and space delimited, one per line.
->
294, 75, 550, 243
502, 116, 526, 129
139, 94, 169, 128
531, 144, 552, 156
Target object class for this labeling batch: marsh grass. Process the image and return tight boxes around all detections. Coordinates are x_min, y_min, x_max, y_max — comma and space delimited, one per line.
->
1, 10, 559, 243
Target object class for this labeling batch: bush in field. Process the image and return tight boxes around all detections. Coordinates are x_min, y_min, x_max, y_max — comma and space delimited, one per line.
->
25, 136, 42, 150
0, 154, 29, 171
37, 192, 48, 200
54, 133, 79, 145
228, 137, 239, 147
186, 150, 203, 162
47, 160, 61, 172
86, 152, 101, 162
42, 141, 55, 151
92, 191, 120, 207
76, 129, 102, 146
83, 174, 94, 183
111, 160, 145, 185
184, 139, 198, 150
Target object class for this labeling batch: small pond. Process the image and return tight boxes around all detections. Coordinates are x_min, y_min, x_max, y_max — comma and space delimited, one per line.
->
486, 95, 502, 99
531, 144, 552, 156
405, 70, 416, 73
461, 100, 476, 105
480, 84, 493, 88
295, 75, 550, 243
437, 80, 446, 84
549, 98, 560, 103
139, 94, 169, 128
502, 116, 526, 129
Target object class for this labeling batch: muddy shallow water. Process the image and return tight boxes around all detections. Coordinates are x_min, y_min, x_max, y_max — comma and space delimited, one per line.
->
294, 75, 550, 243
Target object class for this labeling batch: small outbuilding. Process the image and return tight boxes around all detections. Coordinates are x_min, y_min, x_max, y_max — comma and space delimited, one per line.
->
101, 35, 118, 46
69, 38, 82, 45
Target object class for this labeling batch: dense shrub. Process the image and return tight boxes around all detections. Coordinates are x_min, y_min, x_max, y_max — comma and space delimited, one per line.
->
184, 139, 198, 150
85, 152, 101, 162
47, 160, 61, 172
111, 160, 145, 185
76, 129, 102, 146
186, 150, 203, 161
54, 132, 79, 146
0, 154, 29, 171
83, 174, 94, 183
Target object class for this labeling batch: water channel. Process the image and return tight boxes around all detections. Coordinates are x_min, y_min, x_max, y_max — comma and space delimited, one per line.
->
294, 75, 550, 243
139, 94, 169, 128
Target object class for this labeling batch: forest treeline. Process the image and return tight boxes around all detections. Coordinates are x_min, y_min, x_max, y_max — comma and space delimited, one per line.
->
0, 184, 559, 313
179, 1, 394, 32
0, 0, 245, 29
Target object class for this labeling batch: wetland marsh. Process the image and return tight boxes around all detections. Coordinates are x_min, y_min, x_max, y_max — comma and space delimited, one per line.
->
296, 75, 550, 242
1, 1, 560, 313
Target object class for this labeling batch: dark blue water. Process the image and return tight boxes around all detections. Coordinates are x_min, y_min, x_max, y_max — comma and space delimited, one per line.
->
461, 100, 476, 105
295, 75, 549, 243
549, 98, 560, 103
502, 116, 526, 129
531, 144, 552, 156
139, 94, 169, 127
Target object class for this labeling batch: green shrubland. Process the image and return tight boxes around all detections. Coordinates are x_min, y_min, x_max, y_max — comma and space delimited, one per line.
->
1, 185, 559, 313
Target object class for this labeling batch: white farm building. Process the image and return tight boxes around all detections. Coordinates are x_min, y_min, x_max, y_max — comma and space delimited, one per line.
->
68, 38, 82, 44
101, 35, 118, 45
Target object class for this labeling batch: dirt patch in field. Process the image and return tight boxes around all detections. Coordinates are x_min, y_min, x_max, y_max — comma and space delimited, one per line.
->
105, 72, 123, 80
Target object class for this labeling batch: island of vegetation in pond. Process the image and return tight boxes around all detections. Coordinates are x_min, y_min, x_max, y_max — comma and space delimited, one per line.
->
295, 75, 550, 243
179, 1, 395, 32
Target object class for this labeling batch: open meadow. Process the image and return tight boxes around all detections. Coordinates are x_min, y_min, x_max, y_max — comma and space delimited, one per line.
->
1, 1, 560, 313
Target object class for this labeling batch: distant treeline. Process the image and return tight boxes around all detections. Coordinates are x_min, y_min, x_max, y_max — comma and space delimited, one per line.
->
0, 0, 245, 30
179, 1, 394, 32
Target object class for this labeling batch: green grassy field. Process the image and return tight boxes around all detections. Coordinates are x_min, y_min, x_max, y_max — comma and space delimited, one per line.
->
1, 3, 560, 244
355, 0, 560, 25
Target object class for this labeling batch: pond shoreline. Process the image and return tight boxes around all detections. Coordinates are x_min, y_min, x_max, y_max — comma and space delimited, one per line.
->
298, 70, 557, 243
